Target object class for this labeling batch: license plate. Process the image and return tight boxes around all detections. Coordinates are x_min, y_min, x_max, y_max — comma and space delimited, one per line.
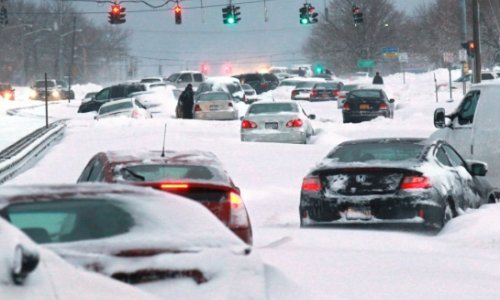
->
346, 207, 371, 220
359, 103, 370, 110
209, 105, 218, 111
265, 122, 278, 129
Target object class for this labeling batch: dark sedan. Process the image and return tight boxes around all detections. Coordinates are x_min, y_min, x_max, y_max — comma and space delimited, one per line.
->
342, 88, 394, 123
77, 150, 253, 245
299, 138, 496, 229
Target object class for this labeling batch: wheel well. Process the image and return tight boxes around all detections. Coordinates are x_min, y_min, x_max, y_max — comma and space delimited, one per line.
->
447, 197, 458, 217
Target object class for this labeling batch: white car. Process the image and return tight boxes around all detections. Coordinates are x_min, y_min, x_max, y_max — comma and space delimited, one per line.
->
0, 218, 156, 300
96, 98, 152, 120
195, 76, 246, 103
194, 91, 239, 120
241, 101, 316, 144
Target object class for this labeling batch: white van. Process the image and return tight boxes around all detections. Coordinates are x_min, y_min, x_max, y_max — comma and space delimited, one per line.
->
431, 83, 500, 196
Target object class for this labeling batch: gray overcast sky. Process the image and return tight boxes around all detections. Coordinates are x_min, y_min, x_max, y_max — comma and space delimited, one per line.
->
69, 0, 433, 76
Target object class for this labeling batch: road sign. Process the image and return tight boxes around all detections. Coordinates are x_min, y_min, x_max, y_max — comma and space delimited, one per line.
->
357, 59, 375, 68
383, 47, 399, 58
458, 49, 467, 62
443, 52, 455, 64
398, 52, 408, 63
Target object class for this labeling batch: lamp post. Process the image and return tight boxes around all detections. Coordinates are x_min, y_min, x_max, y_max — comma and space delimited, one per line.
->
23, 27, 51, 84
57, 27, 82, 80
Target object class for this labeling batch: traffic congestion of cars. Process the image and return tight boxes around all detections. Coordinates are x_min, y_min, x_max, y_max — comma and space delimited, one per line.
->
1, 65, 499, 299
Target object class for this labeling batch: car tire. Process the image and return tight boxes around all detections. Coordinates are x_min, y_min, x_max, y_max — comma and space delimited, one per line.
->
440, 198, 457, 228
343, 117, 350, 124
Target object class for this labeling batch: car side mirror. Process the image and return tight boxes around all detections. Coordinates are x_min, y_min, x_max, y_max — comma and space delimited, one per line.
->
308, 114, 316, 120
467, 160, 488, 176
388, 98, 395, 103
434, 108, 447, 128
12, 245, 40, 285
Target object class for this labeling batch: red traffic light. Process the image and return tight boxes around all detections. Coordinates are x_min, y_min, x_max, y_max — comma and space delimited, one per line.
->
112, 4, 121, 15
469, 41, 475, 49
174, 4, 182, 24
175, 5, 181, 14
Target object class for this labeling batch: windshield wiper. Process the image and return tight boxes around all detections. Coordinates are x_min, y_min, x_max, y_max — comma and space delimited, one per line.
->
121, 167, 145, 181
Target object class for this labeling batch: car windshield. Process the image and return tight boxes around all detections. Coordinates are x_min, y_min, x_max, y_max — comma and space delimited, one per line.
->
327, 141, 424, 162
35, 81, 55, 88
56, 80, 68, 87
197, 92, 231, 101
342, 84, 360, 91
248, 103, 298, 114
117, 164, 223, 182
99, 101, 133, 115
4, 199, 134, 244
348, 90, 382, 99
166, 73, 180, 82
242, 84, 253, 90
140, 78, 162, 83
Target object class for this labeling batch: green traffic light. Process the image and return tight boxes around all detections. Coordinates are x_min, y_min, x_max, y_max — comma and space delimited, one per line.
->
228, 17, 235, 24
301, 18, 309, 24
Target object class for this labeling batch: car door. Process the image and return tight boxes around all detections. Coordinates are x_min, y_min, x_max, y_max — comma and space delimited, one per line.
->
441, 143, 482, 209
176, 73, 193, 90
444, 90, 480, 159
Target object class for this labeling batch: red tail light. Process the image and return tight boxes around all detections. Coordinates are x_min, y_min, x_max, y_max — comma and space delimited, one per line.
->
302, 176, 322, 192
260, 82, 268, 89
379, 102, 388, 110
343, 102, 350, 110
194, 104, 202, 112
310, 90, 318, 97
400, 176, 431, 189
228, 192, 249, 228
241, 119, 258, 129
332, 90, 340, 97
286, 118, 303, 127
131, 110, 141, 118
160, 183, 189, 190
291, 90, 299, 97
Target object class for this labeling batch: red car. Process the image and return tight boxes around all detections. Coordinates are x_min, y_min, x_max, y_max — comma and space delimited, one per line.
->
0, 83, 15, 100
77, 150, 253, 245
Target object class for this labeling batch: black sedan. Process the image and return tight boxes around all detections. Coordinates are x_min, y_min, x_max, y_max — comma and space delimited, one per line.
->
299, 138, 497, 229
342, 88, 394, 123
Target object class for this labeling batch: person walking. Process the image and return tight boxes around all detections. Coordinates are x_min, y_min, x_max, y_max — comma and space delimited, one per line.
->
178, 84, 194, 119
372, 72, 384, 84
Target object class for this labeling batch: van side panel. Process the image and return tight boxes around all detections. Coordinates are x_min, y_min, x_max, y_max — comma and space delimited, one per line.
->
472, 86, 500, 189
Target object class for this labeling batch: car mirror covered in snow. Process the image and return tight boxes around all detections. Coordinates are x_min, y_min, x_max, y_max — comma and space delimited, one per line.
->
467, 161, 488, 177
433, 108, 447, 128
11, 245, 40, 285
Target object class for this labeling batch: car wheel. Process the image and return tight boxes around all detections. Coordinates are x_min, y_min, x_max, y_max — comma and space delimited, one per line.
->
343, 117, 350, 123
440, 198, 457, 228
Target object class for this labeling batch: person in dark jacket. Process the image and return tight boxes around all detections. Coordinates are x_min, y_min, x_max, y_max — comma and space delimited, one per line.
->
178, 84, 194, 119
372, 72, 384, 84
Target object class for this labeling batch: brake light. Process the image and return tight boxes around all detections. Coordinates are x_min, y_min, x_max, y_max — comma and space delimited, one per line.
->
241, 119, 257, 129
160, 183, 189, 190
343, 102, 350, 110
400, 176, 431, 189
286, 118, 303, 128
310, 90, 318, 97
379, 102, 388, 110
131, 110, 141, 118
291, 90, 299, 97
332, 90, 340, 97
228, 192, 249, 228
302, 176, 321, 192
194, 104, 202, 112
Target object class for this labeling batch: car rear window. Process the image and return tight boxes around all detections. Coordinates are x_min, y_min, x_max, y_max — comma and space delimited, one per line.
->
5, 200, 134, 244
348, 90, 382, 99
197, 92, 231, 101
193, 74, 204, 82
263, 74, 278, 81
296, 82, 317, 88
327, 142, 424, 162
248, 103, 298, 114
141, 78, 161, 83
314, 82, 339, 89
244, 74, 261, 82
481, 73, 495, 80
99, 101, 133, 115
116, 164, 224, 182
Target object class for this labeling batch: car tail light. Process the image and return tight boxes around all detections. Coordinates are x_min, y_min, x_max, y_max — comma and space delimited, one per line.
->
194, 104, 202, 112
242, 94, 247, 103
379, 102, 388, 110
302, 176, 321, 192
310, 90, 318, 97
286, 118, 303, 128
241, 119, 257, 129
131, 110, 141, 118
4, 91, 13, 100
339, 94, 346, 99
343, 102, 350, 111
291, 90, 299, 97
400, 176, 431, 189
160, 183, 190, 190
332, 90, 340, 97
260, 82, 268, 89
228, 192, 249, 228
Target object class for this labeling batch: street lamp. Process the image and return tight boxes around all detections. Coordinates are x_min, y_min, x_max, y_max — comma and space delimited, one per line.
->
58, 28, 82, 80
22, 27, 52, 84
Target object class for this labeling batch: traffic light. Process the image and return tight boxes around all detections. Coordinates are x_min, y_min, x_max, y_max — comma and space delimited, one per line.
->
308, 5, 318, 24
233, 6, 241, 24
352, 5, 363, 25
462, 40, 476, 57
222, 5, 240, 25
0, 6, 8, 25
108, 4, 126, 25
299, 4, 309, 24
174, 4, 182, 24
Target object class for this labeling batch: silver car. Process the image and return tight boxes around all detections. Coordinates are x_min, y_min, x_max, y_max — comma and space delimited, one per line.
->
96, 98, 152, 120
193, 91, 239, 120
240, 101, 315, 144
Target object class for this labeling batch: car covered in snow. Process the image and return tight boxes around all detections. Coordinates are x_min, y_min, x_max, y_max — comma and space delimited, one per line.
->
76, 151, 252, 244
193, 91, 239, 120
0, 184, 269, 299
195, 76, 246, 103
299, 138, 496, 229
77, 83, 149, 113
95, 98, 152, 120
240, 101, 316, 144
0, 218, 156, 300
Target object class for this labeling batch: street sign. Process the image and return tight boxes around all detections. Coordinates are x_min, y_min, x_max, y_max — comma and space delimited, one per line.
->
398, 52, 408, 63
458, 49, 467, 62
443, 52, 455, 64
357, 59, 375, 68
383, 47, 399, 58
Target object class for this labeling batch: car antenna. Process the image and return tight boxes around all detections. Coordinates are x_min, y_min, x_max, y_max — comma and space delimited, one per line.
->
161, 123, 167, 157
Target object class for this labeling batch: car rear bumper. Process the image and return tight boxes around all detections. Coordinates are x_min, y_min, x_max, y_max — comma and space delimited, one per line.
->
310, 96, 337, 102
241, 130, 307, 144
194, 111, 238, 120
343, 110, 390, 120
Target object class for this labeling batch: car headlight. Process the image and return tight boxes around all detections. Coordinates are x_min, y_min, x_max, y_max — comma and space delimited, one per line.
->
29, 90, 37, 98
51, 90, 60, 98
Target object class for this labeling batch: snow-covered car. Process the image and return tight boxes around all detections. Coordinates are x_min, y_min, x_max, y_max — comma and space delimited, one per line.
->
299, 138, 496, 229
193, 91, 239, 120
0, 218, 156, 300
76, 150, 253, 244
0, 184, 270, 299
195, 76, 246, 103
95, 98, 152, 120
309, 81, 344, 102
240, 101, 315, 144
77, 83, 147, 113
0, 82, 15, 100
241, 83, 259, 104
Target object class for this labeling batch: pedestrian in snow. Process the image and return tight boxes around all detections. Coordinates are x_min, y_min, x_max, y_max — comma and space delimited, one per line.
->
178, 84, 194, 119
372, 72, 384, 85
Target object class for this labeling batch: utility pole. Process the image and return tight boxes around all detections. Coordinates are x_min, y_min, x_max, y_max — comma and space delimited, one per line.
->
67, 16, 76, 102
472, 0, 481, 83
460, 0, 467, 94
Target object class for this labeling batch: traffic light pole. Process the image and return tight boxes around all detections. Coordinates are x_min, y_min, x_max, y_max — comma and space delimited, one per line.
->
472, 0, 481, 84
